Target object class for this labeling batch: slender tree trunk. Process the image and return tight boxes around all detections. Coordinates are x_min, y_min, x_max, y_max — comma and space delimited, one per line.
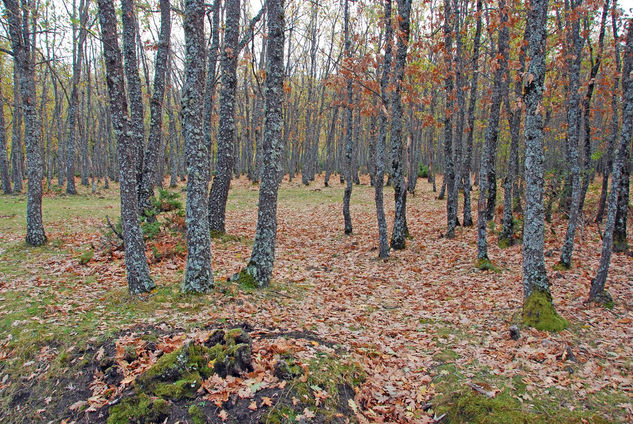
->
97, 0, 154, 293
375, 0, 393, 258
462, 0, 482, 227
342, 0, 354, 235
0, 73, 11, 194
138, 0, 171, 214
589, 17, 633, 303
11, 67, 23, 193
477, 0, 508, 262
443, 0, 457, 238
390, 0, 412, 249
241, 0, 285, 286
597, 2, 621, 223
209, 0, 240, 234
121, 0, 146, 199
182, 0, 212, 292
559, 0, 585, 269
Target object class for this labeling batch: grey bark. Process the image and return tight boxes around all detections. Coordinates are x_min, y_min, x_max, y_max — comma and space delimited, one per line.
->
559, 0, 585, 269
138, 0, 172, 214
4, 0, 46, 245
443, 0, 457, 238
522, 0, 551, 299
97, 0, 154, 293
244, 0, 285, 286
477, 0, 508, 260
121, 0, 147, 198
462, 0, 482, 227
597, 0, 621, 223
375, 0, 393, 258
342, 0, 354, 235
209, 0, 240, 234
589, 18, 633, 303
0, 72, 11, 194
390, 0, 412, 250
182, 0, 212, 293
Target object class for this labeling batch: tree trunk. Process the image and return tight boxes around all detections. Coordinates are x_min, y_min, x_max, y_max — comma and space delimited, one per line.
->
559, 0, 585, 269
182, 0, 212, 293
589, 17, 633, 303
342, 0, 354, 235
121, 0, 147, 200
0, 72, 11, 194
241, 0, 285, 286
209, 0, 240, 234
522, 0, 566, 331
138, 0, 171, 214
443, 0, 457, 238
390, 0, 412, 249
462, 0, 482, 227
97, 0, 154, 293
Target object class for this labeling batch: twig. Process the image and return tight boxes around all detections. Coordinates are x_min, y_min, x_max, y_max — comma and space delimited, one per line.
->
106, 215, 123, 240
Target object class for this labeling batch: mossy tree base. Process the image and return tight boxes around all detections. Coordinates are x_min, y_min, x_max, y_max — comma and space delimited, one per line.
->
229, 265, 265, 289
475, 257, 499, 272
522, 290, 568, 332
588, 290, 613, 309
553, 261, 571, 271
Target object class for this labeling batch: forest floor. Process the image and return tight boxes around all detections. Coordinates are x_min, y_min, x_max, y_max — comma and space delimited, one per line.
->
0, 175, 632, 423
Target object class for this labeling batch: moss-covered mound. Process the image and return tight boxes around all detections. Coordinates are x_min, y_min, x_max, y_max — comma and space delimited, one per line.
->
435, 389, 610, 424
108, 328, 253, 422
522, 290, 568, 332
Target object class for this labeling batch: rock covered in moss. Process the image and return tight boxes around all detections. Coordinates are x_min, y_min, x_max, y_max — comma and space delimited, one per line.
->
210, 328, 253, 378
522, 290, 568, 332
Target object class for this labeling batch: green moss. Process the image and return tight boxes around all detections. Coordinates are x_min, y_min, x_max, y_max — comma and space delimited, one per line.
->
229, 268, 259, 289
436, 387, 613, 424
263, 405, 298, 424
136, 342, 214, 395
475, 258, 499, 272
153, 372, 202, 400
188, 405, 207, 424
498, 237, 511, 249
589, 290, 614, 309
613, 232, 628, 253
78, 248, 94, 265
522, 290, 568, 332
552, 261, 571, 271
107, 393, 170, 424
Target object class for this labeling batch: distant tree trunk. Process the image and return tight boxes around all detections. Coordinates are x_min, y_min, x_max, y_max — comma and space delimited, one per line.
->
500, 13, 529, 246
477, 0, 508, 261
65, 0, 88, 195
342, 0, 354, 235
121, 0, 146, 200
0, 73, 11, 194
11, 66, 23, 193
559, 0, 585, 269
182, 0, 212, 293
443, 0, 457, 238
390, 0, 412, 249
522, 0, 566, 330
209, 0, 240, 234
462, 0, 482, 227
97, 0, 154, 293
241, 0, 284, 286
597, 1, 621, 223
324, 107, 339, 187
589, 17, 633, 304
375, 0, 393, 258
138, 0, 171, 214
